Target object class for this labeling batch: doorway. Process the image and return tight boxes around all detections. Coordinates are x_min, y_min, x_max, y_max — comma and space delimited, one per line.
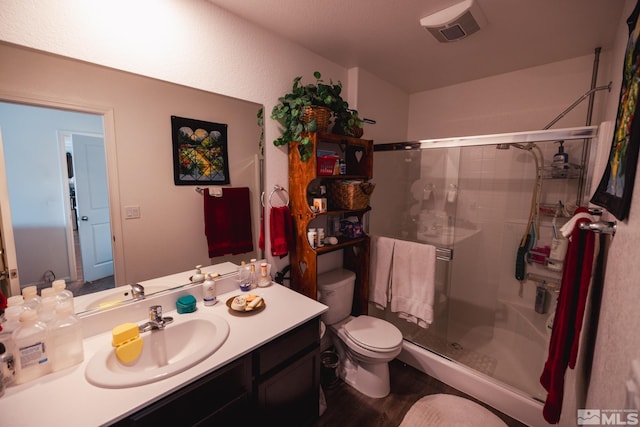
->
0, 102, 114, 294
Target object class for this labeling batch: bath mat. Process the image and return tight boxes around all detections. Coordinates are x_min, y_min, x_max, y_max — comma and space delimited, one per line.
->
398, 394, 507, 427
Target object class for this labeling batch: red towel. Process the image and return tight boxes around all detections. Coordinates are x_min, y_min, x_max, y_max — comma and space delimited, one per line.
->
540, 208, 596, 423
259, 206, 265, 252
269, 205, 293, 257
203, 187, 254, 258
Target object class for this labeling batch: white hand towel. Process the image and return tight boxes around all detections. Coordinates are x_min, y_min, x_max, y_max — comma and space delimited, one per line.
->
370, 235, 395, 309
390, 239, 436, 328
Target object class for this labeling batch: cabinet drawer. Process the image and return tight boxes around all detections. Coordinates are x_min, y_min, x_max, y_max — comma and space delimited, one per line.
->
254, 317, 319, 377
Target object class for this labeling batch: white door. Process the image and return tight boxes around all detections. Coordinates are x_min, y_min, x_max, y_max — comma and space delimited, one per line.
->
0, 128, 20, 295
72, 134, 113, 282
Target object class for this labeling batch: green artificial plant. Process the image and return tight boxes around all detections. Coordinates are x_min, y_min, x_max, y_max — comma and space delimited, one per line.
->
271, 71, 361, 161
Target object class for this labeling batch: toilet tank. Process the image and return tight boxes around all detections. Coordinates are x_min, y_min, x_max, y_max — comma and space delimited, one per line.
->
317, 268, 356, 325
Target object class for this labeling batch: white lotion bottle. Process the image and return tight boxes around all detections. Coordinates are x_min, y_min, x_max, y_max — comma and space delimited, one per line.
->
12, 309, 51, 384
202, 273, 218, 306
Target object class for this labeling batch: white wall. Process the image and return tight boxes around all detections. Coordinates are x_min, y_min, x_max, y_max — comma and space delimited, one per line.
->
584, 0, 640, 421
0, 103, 103, 284
408, 53, 612, 139
349, 67, 410, 144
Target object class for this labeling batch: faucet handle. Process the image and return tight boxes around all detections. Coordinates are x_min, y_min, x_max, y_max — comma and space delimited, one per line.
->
130, 283, 145, 299
149, 305, 163, 322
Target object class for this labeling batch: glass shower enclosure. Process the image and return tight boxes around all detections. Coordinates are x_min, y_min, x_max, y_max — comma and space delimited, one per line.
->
368, 126, 598, 401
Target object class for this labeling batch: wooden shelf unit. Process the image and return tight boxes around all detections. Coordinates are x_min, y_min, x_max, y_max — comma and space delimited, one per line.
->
288, 132, 373, 316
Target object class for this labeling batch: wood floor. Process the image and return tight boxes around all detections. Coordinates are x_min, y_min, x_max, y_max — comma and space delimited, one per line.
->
313, 359, 529, 427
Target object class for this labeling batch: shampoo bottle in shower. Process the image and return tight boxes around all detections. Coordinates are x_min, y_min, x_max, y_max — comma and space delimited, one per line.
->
553, 141, 568, 168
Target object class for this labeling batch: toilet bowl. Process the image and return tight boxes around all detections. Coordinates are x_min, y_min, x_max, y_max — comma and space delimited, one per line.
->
317, 268, 403, 398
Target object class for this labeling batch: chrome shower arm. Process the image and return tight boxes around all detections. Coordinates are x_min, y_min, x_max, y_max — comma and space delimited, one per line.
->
543, 83, 612, 130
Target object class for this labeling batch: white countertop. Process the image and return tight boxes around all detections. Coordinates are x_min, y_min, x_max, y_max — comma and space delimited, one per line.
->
0, 278, 327, 427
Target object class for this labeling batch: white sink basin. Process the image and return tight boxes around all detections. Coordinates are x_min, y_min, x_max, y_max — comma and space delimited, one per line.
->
85, 313, 230, 388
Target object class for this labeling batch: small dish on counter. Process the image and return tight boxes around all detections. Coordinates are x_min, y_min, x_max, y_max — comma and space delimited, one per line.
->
226, 294, 266, 314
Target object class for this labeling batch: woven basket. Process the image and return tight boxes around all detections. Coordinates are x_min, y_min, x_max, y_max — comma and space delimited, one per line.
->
302, 106, 331, 132
329, 181, 375, 210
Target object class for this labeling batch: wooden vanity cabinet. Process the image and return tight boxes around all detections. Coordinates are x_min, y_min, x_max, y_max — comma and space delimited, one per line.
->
253, 317, 321, 426
111, 354, 252, 427
110, 317, 320, 427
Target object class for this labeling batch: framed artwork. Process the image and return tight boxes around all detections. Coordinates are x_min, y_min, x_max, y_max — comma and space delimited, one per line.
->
171, 115, 230, 185
591, 1, 640, 220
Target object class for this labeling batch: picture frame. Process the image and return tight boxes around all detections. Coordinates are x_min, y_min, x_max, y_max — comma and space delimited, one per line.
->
171, 115, 230, 185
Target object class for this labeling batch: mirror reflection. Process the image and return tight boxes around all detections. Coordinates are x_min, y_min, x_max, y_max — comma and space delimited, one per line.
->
0, 43, 264, 314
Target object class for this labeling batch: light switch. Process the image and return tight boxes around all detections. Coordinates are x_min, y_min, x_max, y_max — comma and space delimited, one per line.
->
125, 205, 141, 219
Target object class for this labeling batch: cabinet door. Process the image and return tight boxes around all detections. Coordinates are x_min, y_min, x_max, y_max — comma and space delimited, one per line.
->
112, 355, 251, 427
256, 348, 320, 426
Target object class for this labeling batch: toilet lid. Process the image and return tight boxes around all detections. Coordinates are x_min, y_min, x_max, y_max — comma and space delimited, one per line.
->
344, 316, 403, 351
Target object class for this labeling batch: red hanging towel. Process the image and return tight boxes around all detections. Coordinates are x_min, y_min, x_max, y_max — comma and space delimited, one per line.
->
540, 209, 596, 424
269, 205, 293, 257
203, 187, 254, 258
259, 206, 265, 252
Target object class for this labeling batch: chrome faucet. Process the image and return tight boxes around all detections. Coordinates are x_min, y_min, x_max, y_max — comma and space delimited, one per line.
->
129, 283, 145, 300
138, 305, 174, 333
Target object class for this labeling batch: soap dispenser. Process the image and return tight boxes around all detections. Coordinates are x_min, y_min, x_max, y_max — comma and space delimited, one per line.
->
553, 140, 569, 169
191, 265, 205, 283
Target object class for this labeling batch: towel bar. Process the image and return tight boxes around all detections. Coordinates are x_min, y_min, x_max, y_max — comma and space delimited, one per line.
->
578, 221, 616, 235
436, 247, 453, 262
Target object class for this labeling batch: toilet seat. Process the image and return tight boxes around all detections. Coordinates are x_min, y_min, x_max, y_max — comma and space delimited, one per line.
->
344, 316, 403, 352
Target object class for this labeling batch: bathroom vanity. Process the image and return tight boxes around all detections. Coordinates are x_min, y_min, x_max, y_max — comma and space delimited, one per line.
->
0, 273, 327, 426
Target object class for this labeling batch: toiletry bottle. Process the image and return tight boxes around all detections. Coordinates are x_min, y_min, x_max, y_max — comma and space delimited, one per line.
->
553, 141, 569, 169
12, 309, 51, 384
22, 286, 41, 311
6, 295, 25, 309
52, 280, 74, 311
202, 273, 218, 306
38, 288, 59, 327
308, 228, 317, 248
258, 263, 271, 287
248, 263, 257, 289
317, 228, 325, 247
238, 261, 250, 291
49, 303, 84, 372
0, 305, 23, 382
192, 265, 205, 283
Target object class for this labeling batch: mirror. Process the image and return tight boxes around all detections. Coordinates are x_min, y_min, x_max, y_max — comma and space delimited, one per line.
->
0, 42, 264, 315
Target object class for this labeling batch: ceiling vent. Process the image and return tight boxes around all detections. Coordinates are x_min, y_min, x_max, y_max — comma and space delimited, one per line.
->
420, 0, 487, 43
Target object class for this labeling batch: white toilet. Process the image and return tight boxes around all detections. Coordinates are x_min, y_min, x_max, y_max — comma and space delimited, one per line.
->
317, 268, 403, 398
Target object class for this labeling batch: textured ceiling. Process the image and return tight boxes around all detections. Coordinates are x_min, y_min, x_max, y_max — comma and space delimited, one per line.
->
208, 0, 626, 93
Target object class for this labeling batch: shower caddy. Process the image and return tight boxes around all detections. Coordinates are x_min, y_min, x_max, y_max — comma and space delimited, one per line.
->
288, 131, 374, 315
